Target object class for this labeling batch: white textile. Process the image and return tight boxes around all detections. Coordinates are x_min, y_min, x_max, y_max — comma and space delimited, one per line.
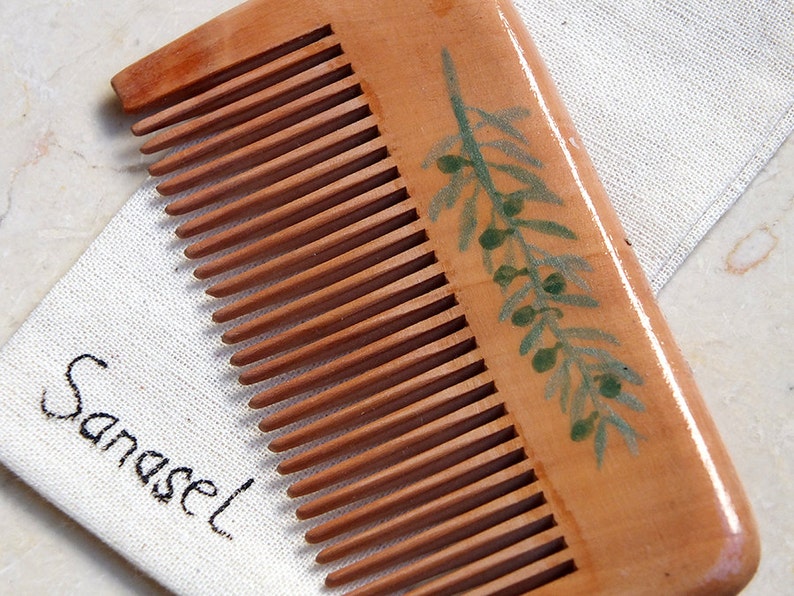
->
0, 182, 329, 593
515, 0, 793, 289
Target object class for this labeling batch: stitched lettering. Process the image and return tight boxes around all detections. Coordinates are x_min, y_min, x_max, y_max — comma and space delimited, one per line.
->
181, 479, 218, 516
41, 353, 107, 419
209, 477, 255, 540
152, 466, 193, 503
40, 354, 256, 540
135, 450, 170, 485
79, 412, 119, 444
102, 429, 138, 467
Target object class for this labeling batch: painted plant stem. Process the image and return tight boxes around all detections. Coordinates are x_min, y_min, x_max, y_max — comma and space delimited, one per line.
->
442, 51, 554, 315
428, 49, 645, 466
442, 51, 591, 412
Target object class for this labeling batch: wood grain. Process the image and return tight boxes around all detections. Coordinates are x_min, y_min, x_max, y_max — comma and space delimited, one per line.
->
112, 1, 759, 593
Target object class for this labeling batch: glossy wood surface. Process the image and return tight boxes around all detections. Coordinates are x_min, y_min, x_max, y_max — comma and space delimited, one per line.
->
113, 1, 759, 593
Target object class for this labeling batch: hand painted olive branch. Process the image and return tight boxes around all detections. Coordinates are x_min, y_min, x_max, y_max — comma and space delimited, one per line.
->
424, 49, 645, 466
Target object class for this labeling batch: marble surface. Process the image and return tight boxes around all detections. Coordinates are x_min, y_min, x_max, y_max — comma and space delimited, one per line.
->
1, 1, 791, 594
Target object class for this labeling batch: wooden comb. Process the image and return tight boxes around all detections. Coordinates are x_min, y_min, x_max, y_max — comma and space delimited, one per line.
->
111, 1, 759, 593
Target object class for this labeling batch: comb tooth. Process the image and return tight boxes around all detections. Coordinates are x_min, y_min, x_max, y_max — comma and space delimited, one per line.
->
276, 371, 493, 472
246, 307, 468, 402
166, 116, 380, 216
113, 24, 338, 113
460, 550, 576, 596
230, 264, 445, 363
316, 461, 535, 563
207, 220, 425, 303
220, 244, 433, 333
149, 76, 362, 177
186, 159, 397, 260
270, 353, 485, 454
132, 34, 343, 135
347, 523, 563, 596
139, 56, 354, 153
204, 204, 416, 297
204, 203, 416, 295
305, 438, 527, 544
214, 231, 430, 324
258, 329, 476, 428
173, 139, 387, 228
236, 287, 455, 381
157, 97, 371, 195
326, 493, 553, 590
193, 181, 405, 278
242, 304, 466, 391
294, 417, 516, 519
370, 528, 566, 596
287, 400, 505, 498
408, 531, 569, 596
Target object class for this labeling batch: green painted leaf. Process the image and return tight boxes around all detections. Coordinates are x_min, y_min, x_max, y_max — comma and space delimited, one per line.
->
612, 363, 643, 386
422, 133, 461, 169
429, 172, 468, 221
595, 420, 608, 467
507, 188, 563, 206
562, 327, 620, 345
571, 412, 599, 442
552, 254, 592, 271
542, 272, 566, 295
503, 237, 517, 267
502, 195, 524, 217
531, 344, 559, 372
538, 306, 564, 320
559, 363, 572, 411
577, 347, 621, 362
482, 140, 543, 168
519, 320, 546, 355
483, 248, 494, 274
541, 259, 591, 292
549, 294, 599, 308
596, 374, 622, 398
471, 107, 528, 143
429, 196, 444, 222
433, 50, 645, 465
491, 163, 545, 188
586, 355, 644, 386
458, 190, 479, 251
499, 282, 533, 321
545, 360, 570, 401
570, 379, 589, 422
488, 165, 564, 206
479, 227, 513, 250
615, 392, 646, 412
494, 265, 528, 289
492, 106, 531, 121
515, 219, 577, 240
606, 414, 640, 455
531, 188, 563, 205
560, 272, 590, 293
437, 154, 468, 173
511, 305, 536, 326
